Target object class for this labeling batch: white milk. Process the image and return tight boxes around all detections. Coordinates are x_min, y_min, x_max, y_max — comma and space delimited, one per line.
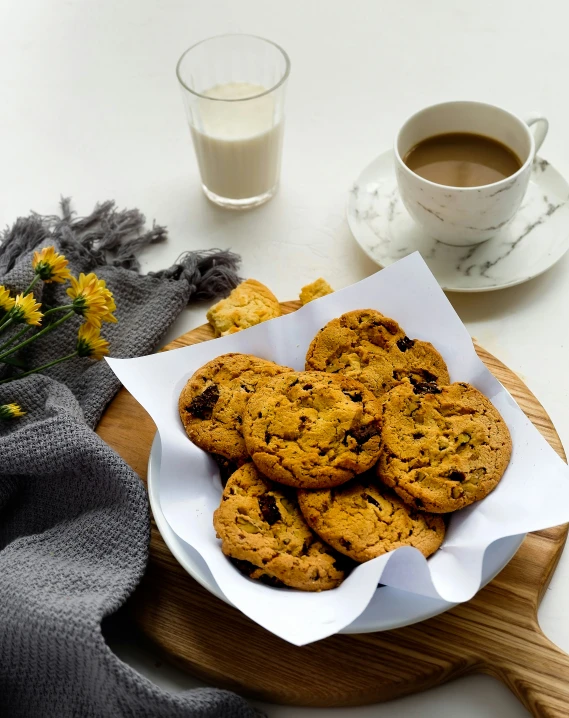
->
190, 82, 283, 200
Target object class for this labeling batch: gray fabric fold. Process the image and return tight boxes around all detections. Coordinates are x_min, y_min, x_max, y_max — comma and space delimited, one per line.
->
0, 200, 259, 718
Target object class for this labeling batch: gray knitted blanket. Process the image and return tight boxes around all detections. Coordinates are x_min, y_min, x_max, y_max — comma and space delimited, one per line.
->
0, 200, 260, 718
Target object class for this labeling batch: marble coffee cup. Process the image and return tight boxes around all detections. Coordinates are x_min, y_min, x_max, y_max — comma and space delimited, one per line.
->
394, 101, 549, 246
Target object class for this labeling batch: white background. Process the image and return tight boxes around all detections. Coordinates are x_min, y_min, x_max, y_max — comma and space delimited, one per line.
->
2, 0, 569, 715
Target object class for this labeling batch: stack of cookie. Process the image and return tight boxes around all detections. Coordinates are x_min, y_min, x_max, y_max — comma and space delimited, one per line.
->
179, 309, 512, 592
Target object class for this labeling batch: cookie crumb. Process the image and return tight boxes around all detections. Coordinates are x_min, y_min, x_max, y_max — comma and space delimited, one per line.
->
299, 278, 333, 305
207, 279, 281, 337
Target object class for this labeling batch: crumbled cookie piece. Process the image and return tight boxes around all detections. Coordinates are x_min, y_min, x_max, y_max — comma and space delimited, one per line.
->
299, 278, 333, 305
207, 279, 281, 336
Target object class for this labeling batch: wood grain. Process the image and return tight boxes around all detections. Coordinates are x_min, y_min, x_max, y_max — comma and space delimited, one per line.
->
96, 301, 569, 716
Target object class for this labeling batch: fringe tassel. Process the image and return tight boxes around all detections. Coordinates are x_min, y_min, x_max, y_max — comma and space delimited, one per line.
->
0, 198, 242, 302
150, 249, 242, 301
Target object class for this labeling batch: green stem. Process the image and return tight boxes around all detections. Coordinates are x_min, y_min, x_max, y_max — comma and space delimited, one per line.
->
23, 274, 41, 296
0, 306, 73, 354
0, 325, 32, 353
43, 305, 75, 318
0, 310, 75, 361
0, 351, 78, 384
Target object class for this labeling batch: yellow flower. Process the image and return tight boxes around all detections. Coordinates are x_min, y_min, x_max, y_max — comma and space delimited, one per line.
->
96, 279, 118, 325
66, 273, 117, 328
0, 285, 15, 312
10, 293, 43, 326
32, 246, 71, 283
0, 403, 26, 419
76, 323, 110, 361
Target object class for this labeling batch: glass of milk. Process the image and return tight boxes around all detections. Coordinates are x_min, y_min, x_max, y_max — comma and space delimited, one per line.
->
176, 34, 290, 210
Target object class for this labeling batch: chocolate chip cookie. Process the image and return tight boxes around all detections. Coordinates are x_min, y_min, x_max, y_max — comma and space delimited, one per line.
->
305, 309, 450, 397
298, 476, 445, 562
213, 463, 345, 591
179, 353, 292, 463
377, 381, 512, 512
243, 371, 382, 489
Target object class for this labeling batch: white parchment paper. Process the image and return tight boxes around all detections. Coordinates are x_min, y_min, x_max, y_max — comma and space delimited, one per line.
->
107, 253, 569, 645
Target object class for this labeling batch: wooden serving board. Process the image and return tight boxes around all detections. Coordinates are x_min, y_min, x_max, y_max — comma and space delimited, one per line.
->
97, 301, 569, 716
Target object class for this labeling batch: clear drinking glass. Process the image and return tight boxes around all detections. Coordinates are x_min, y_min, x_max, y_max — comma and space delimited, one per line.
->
176, 34, 290, 210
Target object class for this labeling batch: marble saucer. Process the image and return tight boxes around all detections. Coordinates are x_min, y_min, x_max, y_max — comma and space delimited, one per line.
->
347, 150, 569, 292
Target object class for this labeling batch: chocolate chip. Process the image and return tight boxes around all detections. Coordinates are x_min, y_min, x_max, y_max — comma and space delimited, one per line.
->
362, 492, 380, 508
397, 336, 416, 352
339, 537, 352, 550
413, 382, 442, 395
186, 384, 219, 418
369, 318, 399, 335
211, 454, 237, 486
415, 369, 438, 384
258, 494, 281, 525
393, 368, 438, 384
448, 470, 466, 482
302, 383, 313, 390
343, 390, 363, 402
264, 431, 271, 444
349, 423, 378, 444
413, 432, 424, 439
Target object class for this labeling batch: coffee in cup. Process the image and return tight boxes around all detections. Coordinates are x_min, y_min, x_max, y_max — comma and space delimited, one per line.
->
403, 132, 522, 188
394, 101, 549, 246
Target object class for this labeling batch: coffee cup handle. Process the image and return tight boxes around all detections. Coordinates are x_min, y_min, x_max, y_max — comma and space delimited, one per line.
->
525, 113, 549, 154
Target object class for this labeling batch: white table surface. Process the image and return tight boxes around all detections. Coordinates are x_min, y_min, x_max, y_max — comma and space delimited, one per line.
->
3, 0, 569, 714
